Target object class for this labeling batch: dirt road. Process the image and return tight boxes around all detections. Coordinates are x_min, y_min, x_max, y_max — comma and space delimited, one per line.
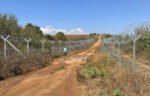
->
0, 36, 101, 96
122, 55, 150, 71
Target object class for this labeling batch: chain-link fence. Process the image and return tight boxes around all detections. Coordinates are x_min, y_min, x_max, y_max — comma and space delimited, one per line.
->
100, 22, 150, 74
0, 34, 97, 59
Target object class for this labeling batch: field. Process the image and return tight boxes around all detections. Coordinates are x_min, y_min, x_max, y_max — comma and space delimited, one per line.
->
66, 35, 90, 40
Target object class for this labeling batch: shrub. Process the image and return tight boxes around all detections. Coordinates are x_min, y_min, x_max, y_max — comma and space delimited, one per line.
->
112, 89, 126, 96
97, 90, 108, 96
81, 65, 100, 78
55, 32, 67, 41
0, 54, 52, 80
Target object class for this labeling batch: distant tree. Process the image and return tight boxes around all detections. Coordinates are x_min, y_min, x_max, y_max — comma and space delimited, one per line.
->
55, 32, 67, 41
89, 33, 97, 39
89, 33, 97, 36
45, 35, 55, 40
0, 14, 19, 35
21, 23, 43, 39
0, 13, 56, 42
103, 34, 112, 38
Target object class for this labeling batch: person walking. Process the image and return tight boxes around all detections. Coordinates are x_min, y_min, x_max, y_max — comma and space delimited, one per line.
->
64, 47, 67, 56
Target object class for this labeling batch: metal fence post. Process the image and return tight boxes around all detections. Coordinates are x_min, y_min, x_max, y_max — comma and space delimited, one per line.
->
75, 42, 78, 49
133, 40, 136, 73
51, 41, 54, 53
40, 40, 45, 53
1, 35, 9, 59
25, 38, 31, 54
132, 35, 141, 73
1, 35, 25, 58
118, 43, 121, 63
58, 41, 62, 53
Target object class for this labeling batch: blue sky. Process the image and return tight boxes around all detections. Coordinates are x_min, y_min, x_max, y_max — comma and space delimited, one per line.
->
0, 0, 150, 34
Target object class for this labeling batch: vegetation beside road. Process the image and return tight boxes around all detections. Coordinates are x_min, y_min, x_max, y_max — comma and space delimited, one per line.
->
0, 54, 54, 80
77, 51, 150, 96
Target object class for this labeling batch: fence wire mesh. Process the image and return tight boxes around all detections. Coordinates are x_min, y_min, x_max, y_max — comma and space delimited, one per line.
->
0, 34, 97, 59
101, 34, 150, 73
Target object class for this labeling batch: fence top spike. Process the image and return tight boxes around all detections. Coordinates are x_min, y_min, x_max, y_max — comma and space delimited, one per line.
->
1, 35, 9, 40
51, 41, 55, 43
40, 40, 45, 43
134, 35, 141, 42
24, 38, 31, 42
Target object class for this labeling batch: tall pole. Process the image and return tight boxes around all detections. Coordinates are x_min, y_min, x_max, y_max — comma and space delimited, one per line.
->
133, 40, 136, 73
131, 35, 141, 73
40, 40, 45, 53
59, 41, 62, 53
4, 39, 7, 59
2, 35, 9, 59
118, 43, 121, 63
25, 38, 31, 54
51, 41, 54, 53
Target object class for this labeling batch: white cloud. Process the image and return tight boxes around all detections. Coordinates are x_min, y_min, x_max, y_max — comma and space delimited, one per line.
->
40, 26, 87, 35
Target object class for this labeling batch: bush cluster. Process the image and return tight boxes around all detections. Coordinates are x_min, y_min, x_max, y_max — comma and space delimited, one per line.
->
0, 54, 52, 80
81, 65, 100, 78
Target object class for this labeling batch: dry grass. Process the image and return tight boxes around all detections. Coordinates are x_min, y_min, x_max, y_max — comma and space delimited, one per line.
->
77, 51, 150, 96
0, 54, 54, 81
66, 35, 89, 41
0, 39, 94, 81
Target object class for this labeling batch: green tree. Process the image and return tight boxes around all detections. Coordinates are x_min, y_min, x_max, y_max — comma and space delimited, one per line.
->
21, 23, 43, 40
55, 32, 67, 41
89, 33, 97, 39
0, 14, 19, 35
45, 35, 55, 40
0, 13, 56, 41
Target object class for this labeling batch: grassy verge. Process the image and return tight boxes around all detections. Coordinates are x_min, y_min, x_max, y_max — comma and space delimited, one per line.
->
77, 51, 150, 96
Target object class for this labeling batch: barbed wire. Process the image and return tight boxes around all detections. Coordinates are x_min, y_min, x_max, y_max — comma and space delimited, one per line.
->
101, 20, 150, 74
0, 34, 98, 59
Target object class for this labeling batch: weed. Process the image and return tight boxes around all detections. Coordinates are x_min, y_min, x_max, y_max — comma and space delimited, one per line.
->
97, 90, 108, 96
81, 65, 100, 78
55, 65, 64, 71
112, 89, 126, 96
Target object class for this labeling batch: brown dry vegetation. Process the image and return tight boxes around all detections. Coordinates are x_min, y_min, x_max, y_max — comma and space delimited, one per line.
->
0, 54, 54, 81
0, 39, 94, 81
66, 35, 89, 40
77, 51, 150, 96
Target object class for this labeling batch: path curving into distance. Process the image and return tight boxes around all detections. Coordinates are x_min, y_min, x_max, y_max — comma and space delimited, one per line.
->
0, 36, 102, 96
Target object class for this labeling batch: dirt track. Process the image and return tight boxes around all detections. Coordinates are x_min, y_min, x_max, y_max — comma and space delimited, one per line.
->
122, 55, 150, 71
0, 36, 101, 96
